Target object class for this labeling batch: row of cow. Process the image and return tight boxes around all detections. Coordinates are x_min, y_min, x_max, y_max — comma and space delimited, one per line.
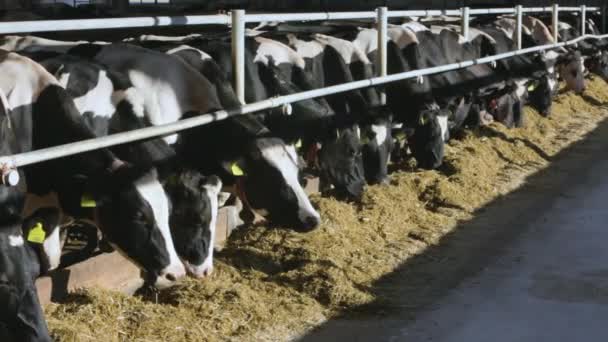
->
0, 11, 605, 341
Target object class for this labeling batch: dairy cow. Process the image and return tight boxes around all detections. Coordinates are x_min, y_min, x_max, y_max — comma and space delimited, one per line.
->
272, 30, 393, 185
61, 42, 321, 231
555, 17, 608, 81
483, 16, 586, 94
127, 34, 372, 199
19, 52, 223, 278
330, 25, 450, 169
0, 50, 192, 288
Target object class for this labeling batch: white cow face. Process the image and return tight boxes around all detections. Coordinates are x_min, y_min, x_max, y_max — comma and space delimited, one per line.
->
559, 51, 586, 94
165, 171, 222, 278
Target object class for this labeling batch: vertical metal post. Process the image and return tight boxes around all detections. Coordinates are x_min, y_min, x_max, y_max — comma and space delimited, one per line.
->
461, 6, 470, 42
552, 4, 559, 43
580, 5, 587, 36
231, 9, 246, 104
376, 6, 388, 105
515, 5, 523, 50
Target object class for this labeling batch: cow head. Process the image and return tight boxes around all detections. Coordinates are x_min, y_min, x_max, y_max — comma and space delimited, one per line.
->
526, 75, 554, 117
164, 171, 222, 278
558, 51, 586, 94
91, 167, 186, 289
586, 51, 608, 82
318, 128, 366, 199
487, 85, 524, 128
361, 113, 394, 185
231, 138, 320, 232
257, 60, 366, 200
410, 106, 449, 170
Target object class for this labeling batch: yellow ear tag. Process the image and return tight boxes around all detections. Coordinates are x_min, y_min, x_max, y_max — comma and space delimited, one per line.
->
81, 193, 97, 208
231, 163, 245, 177
295, 139, 303, 150
360, 135, 371, 144
395, 131, 407, 142
27, 223, 45, 244
419, 116, 427, 125
527, 84, 538, 92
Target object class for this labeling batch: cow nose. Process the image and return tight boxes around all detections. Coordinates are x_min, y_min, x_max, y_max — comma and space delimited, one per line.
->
165, 273, 177, 282
302, 215, 320, 231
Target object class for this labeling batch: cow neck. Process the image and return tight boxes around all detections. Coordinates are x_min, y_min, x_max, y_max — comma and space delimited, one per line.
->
305, 143, 320, 168
234, 177, 257, 218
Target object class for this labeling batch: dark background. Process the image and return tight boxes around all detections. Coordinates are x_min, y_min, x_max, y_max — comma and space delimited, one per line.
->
2, 0, 608, 18
1, 0, 606, 39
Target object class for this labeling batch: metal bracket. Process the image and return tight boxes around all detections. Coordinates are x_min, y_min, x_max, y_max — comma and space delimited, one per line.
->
0, 164, 19, 187
282, 103, 293, 115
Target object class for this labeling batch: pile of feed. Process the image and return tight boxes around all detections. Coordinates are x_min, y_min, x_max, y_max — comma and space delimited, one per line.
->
46, 77, 608, 341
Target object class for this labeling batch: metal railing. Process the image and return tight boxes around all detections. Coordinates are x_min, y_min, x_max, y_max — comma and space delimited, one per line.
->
0, 4, 605, 182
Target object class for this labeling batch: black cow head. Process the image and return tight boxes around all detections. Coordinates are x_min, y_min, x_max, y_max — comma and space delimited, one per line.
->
89, 166, 186, 288
230, 138, 320, 232
558, 50, 586, 94
164, 171, 222, 278
318, 127, 366, 199
527, 75, 554, 117
361, 111, 394, 185
586, 51, 608, 82
486, 85, 525, 128
410, 106, 449, 170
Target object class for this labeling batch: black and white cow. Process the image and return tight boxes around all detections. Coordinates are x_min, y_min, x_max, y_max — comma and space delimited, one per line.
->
161, 33, 368, 198
126, 34, 371, 199
555, 16, 608, 81
20, 52, 223, 278
2, 37, 321, 231
250, 33, 369, 197
335, 25, 450, 169
485, 16, 586, 94
276, 31, 393, 185
62, 42, 321, 231
0, 206, 62, 342
0, 50, 191, 288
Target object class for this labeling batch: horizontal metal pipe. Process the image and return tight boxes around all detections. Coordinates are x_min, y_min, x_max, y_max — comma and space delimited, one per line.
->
0, 6, 599, 35
244, 11, 376, 23
522, 6, 598, 13
0, 15, 230, 34
2, 32, 607, 169
469, 8, 515, 15
388, 10, 461, 17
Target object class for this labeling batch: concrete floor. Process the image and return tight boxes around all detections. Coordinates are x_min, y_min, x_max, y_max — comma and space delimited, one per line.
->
300, 123, 608, 342
398, 153, 608, 342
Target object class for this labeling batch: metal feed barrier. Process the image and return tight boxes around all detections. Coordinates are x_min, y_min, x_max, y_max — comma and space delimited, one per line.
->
0, 4, 606, 184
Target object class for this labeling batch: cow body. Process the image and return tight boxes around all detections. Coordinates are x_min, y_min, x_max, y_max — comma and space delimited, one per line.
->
21, 52, 223, 279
